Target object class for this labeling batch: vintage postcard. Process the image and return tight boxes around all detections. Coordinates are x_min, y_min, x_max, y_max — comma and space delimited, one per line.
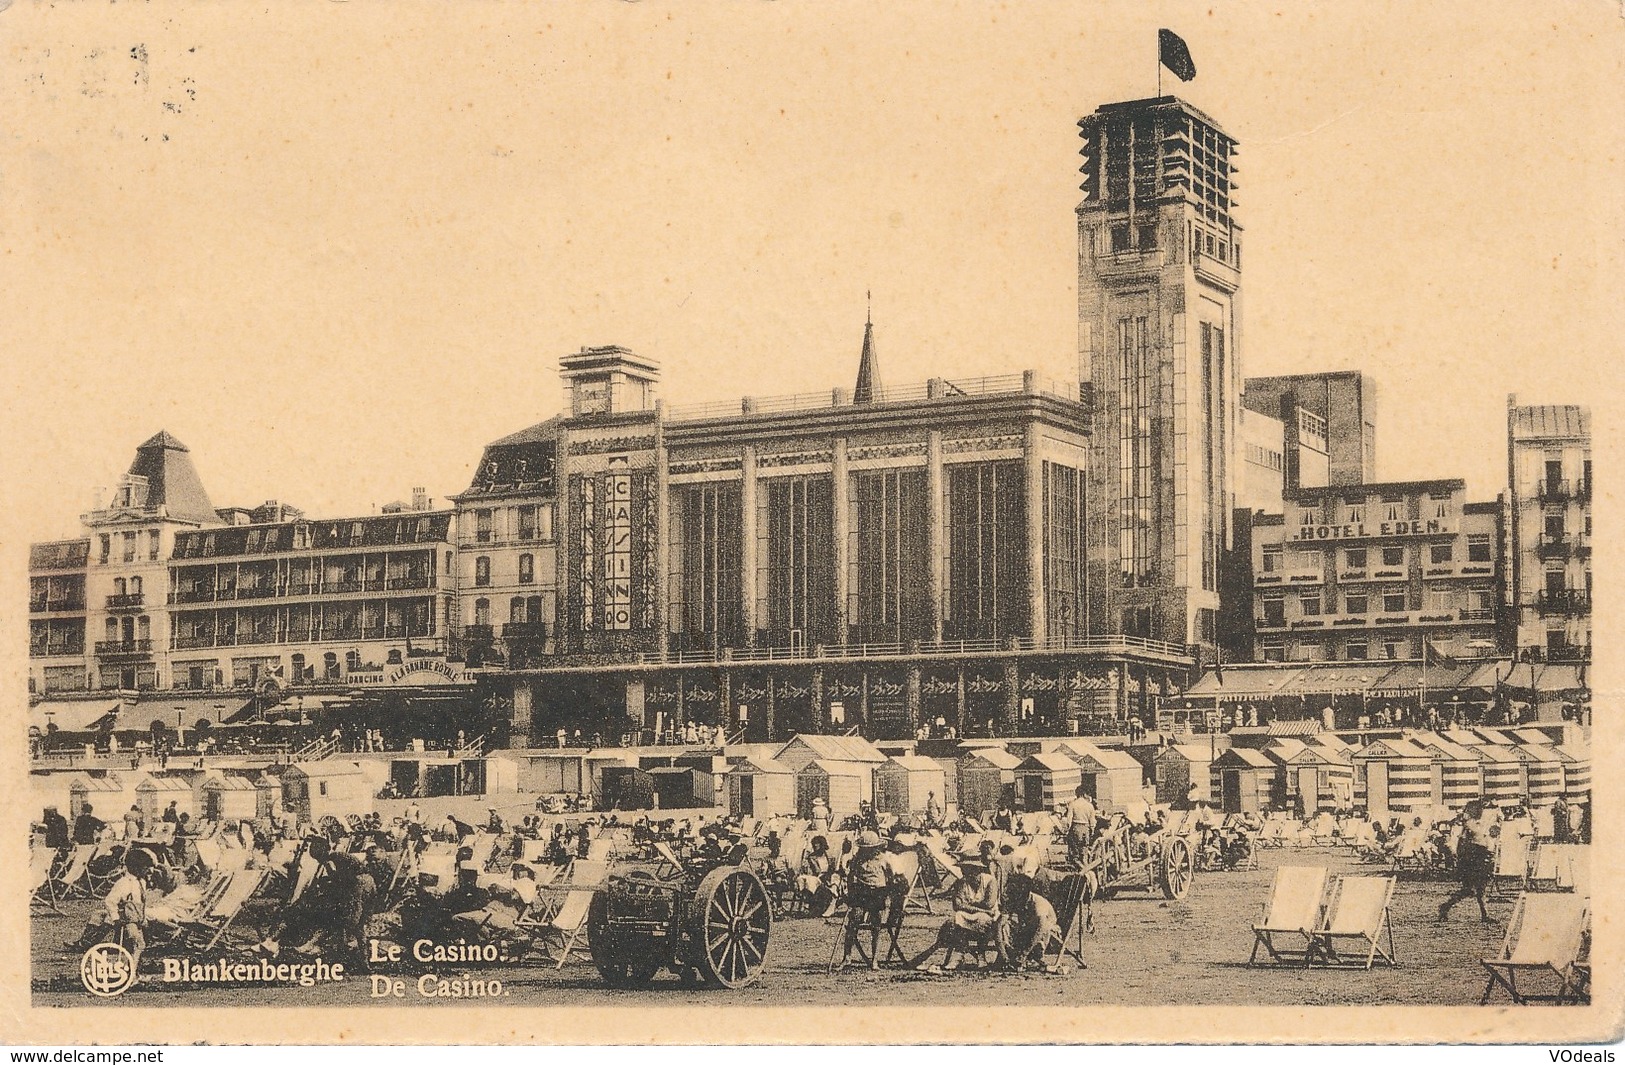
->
2, 0, 1620, 1046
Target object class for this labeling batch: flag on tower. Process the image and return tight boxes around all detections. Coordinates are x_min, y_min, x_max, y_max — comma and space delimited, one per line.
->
1159, 29, 1197, 83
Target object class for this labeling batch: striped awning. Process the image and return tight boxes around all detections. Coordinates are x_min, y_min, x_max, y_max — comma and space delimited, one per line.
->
30, 699, 123, 733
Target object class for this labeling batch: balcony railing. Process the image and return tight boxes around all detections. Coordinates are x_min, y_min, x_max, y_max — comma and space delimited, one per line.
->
30, 643, 85, 658
105, 593, 145, 609
95, 639, 153, 657
1537, 589, 1591, 614
170, 588, 216, 604
503, 621, 551, 640
387, 575, 431, 590
1536, 533, 1571, 559
1537, 479, 1572, 504
173, 635, 217, 649
31, 597, 86, 613
465, 624, 496, 642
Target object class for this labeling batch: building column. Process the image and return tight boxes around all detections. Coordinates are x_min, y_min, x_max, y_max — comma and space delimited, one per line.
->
859, 669, 870, 732
764, 676, 776, 743
927, 431, 945, 643
1003, 660, 1021, 734
1025, 421, 1047, 645
831, 438, 850, 642
955, 665, 968, 738
811, 666, 826, 732
906, 664, 922, 730
718, 671, 732, 733
740, 445, 758, 648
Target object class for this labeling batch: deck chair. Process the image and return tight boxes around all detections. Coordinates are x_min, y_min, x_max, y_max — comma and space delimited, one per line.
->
192, 867, 270, 951
30, 849, 65, 914
1037, 871, 1091, 973
1249, 865, 1328, 966
417, 846, 459, 895
889, 847, 934, 916
539, 885, 597, 968
1491, 835, 1533, 898
1307, 875, 1397, 969
586, 837, 614, 863
51, 843, 100, 899
564, 858, 609, 889
1481, 893, 1589, 1004
146, 873, 234, 949
1530, 844, 1586, 891
1255, 819, 1289, 849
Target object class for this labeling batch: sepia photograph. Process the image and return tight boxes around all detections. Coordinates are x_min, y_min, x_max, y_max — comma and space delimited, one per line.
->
3, 0, 1620, 1047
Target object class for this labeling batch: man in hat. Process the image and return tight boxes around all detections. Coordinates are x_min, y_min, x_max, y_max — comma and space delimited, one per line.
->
839, 830, 894, 969
911, 849, 999, 972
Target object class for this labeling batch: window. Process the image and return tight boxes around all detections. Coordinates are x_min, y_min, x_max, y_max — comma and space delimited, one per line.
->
1261, 596, 1285, 627
1381, 547, 1404, 568
1346, 640, 1369, 661
122, 532, 137, 563
475, 510, 493, 544
1298, 508, 1318, 526
1427, 589, 1454, 612
1300, 594, 1321, 617
1260, 638, 1285, 663
345, 650, 361, 673
538, 503, 555, 542
147, 531, 160, 560
1381, 497, 1403, 522
1346, 594, 1368, 614
98, 535, 111, 564
113, 577, 126, 596
1344, 548, 1367, 569
1382, 640, 1404, 660
1544, 564, 1565, 595
1383, 589, 1408, 613
1430, 543, 1453, 565
1345, 504, 1365, 525
1467, 534, 1492, 562
518, 553, 534, 584
1291, 641, 1317, 662
1433, 499, 1449, 520
1261, 544, 1282, 573
130, 576, 142, 594
510, 597, 526, 623
473, 598, 491, 627
1110, 224, 1131, 253
446, 551, 454, 576
474, 556, 490, 587
1544, 510, 1565, 537
1138, 223, 1158, 251
517, 506, 536, 540
1545, 459, 1563, 490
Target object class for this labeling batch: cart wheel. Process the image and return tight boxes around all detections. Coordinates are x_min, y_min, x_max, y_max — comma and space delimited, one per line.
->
1160, 837, 1195, 900
688, 866, 772, 989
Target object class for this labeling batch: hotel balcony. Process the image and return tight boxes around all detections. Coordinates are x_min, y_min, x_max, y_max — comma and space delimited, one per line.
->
105, 593, 145, 610
169, 588, 216, 604
1536, 479, 1572, 505
502, 621, 551, 641
1536, 589, 1591, 615
95, 639, 153, 659
1536, 533, 1572, 560
464, 624, 496, 642
31, 597, 86, 613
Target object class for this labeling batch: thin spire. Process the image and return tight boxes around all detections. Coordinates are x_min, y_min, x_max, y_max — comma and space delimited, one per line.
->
854, 295, 882, 404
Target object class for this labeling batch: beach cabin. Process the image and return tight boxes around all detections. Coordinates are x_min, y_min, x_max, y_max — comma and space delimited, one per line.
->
1213, 748, 1275, 815
873, 756, 949, 819
772, 734, 886, 773
648, 766, 714, 811
136, 773, 198, 823
1013, 752, 1082, 813
957, 749, 1019, 822
199, 772, 260, 821
1516, 744, 1565, 807
1410, 735, 1483, 810
68, 772, 136, 823
1351, 738, 1432, 820
1557, 743, 1590, 803
796, 759, 872, 821
1280, 745, 1354, 816
1471, 744, 1526, 805
280, 761, 372, 823
1070, 749, 1144, 811
724, 757, 796, 818
599, 766, 656, 811
1153, 744, 1214, 806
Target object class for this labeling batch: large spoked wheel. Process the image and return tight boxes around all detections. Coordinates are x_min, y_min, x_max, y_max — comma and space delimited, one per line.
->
587, 877, 664, 988
688, 866, 772, 989
1159, 836, 1195, 900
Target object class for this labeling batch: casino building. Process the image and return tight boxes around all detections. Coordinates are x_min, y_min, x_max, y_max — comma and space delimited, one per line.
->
459, 338, 1195, 744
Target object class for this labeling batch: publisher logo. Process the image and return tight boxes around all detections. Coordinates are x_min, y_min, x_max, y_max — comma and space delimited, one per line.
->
80, 942, 136, 998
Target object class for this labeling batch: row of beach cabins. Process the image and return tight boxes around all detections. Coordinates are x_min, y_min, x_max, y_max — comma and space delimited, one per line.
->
30, 724, 1588, 834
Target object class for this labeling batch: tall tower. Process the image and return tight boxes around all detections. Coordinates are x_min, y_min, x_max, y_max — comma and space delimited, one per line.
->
1078, 96, 1242, 654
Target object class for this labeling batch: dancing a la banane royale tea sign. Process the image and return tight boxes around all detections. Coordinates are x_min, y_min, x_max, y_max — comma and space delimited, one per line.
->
11, 1, 1616, 1049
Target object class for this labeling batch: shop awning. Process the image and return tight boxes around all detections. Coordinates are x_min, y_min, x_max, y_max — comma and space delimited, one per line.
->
138, 694, 255, 727
1184, 665, 1305, 699
30, 699, 123, 733
1267, 719, 1324, 737
1278, 665, 1392, 696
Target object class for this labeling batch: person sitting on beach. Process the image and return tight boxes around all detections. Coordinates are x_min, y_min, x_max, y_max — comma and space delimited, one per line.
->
910, 853, 999, 973
995, 872, 1060, 973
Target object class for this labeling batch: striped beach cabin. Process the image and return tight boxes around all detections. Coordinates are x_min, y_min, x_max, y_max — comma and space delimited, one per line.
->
724, 757, 797, 818
1557, 743, 1590, 802
1351, 738, 1432, 820
1014, 752, 1082, 813
1153, 744, 1215, 806
795, 759, 872, 822
1410, 734, 1483, 810
873, 755, 948, 819
1213, 748, 1275, 815
1517, 744, 1565, 807
1471, 744, 1526, 804
1277, 744, 1353, 815
957, 748, 1020, 822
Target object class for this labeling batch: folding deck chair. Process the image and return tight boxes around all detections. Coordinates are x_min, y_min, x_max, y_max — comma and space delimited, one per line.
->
1481, 892, 1589, 1004
539, 883, 597, 968
1529, 844, 1586, 892
1037, 871, 1091, 973
1307, 875, 1397, 969
1248, 865, 1328, 966
1491, 835, 1533, 899
52, 843, 100, 899
188, 867, 271, 951
30, 849, 65, 914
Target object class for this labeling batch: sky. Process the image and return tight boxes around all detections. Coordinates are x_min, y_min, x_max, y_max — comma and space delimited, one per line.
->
6, 0, 1622, 548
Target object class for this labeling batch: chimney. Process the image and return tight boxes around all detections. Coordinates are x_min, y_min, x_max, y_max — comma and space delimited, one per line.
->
412, 487, 429, 511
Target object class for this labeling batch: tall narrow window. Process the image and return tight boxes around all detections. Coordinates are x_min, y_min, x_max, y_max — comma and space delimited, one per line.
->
765, 476, 835, 647
947, 462, 1028, 642
518, 553, 534, 584
670, 482, 744, 650
1118, 314, 1154, 587
474, 556, 491, 587
853, 468, 932, 644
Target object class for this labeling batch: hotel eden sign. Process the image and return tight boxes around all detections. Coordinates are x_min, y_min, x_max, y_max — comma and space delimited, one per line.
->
1293, 520, 1455, 542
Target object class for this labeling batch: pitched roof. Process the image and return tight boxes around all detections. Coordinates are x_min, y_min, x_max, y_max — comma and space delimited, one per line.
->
777, 734, 885, 763
1076, 749, 1140, 771
1018, 752, 1082, 773
488, 416, 564, 448
1214, 748, 1275, 769
883, 755, 947, 774
127, 431, 218, 523
1162, 744, 1215, 763
964, 748, 1021, 770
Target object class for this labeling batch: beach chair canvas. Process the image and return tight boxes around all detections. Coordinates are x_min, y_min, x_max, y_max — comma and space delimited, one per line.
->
1481, 893, 1589, 1004
1249, 865, 1327, 966
30, 849, 64, 914
1308, 875, 1396, 969
543, 887, 597, 969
